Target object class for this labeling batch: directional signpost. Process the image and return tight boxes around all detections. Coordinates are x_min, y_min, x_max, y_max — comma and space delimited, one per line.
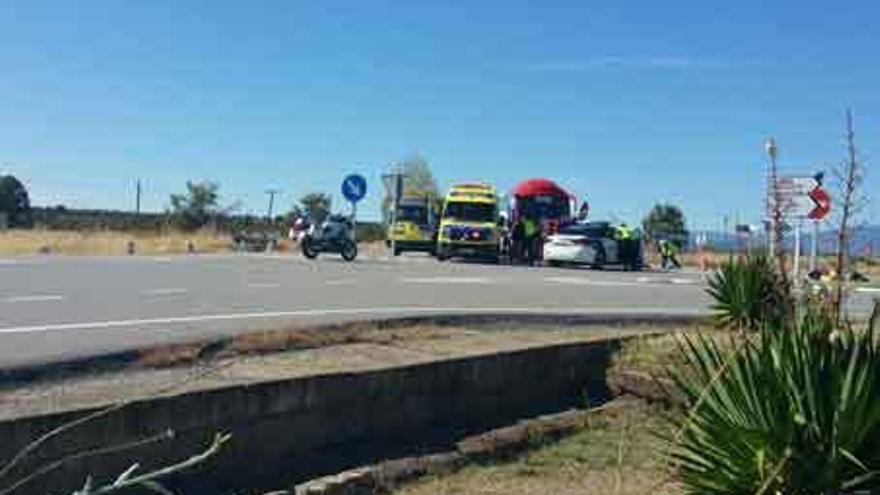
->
768, 176, 818, 218
342, 174, 367, 242
768, 173, 832, 278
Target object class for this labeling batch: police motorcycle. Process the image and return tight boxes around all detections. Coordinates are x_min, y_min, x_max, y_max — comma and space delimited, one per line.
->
300, 214, 358, 262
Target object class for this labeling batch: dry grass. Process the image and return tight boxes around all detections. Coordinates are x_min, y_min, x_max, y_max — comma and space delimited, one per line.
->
133, 324, 464, 368
226, 324, 461, 355
0, 229, 386, 257
138, 342, 209, 368
610, 326, 737, 377
0, 229, 235, 256
397, 398, 680, 495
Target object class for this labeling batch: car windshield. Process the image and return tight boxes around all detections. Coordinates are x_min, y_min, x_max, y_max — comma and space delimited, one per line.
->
519, 195, 569, 219
443, 202, 496, 223
396, 205, 428, 224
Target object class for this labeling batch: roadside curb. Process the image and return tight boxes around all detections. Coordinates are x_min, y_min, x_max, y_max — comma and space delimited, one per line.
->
0, 312, 709, 385
608, 369, 684, 405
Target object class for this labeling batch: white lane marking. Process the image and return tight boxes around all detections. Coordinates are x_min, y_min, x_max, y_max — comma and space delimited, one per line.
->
0, 259, 45, 266
0, 306, 710, 335
247, 283, 281, 289
4, 295, 65, 303
401, 277, 493, 285
152, 257, 173, 262
326, 279, 357, 286
141, 288, 188, 296
855, 287, 880, 293
553, 276, 701, 287
544, 277, 646, 288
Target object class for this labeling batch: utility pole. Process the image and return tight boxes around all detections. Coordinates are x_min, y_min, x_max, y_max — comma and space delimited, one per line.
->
135, 179, 142, 215
723, 214, 730, 253
765, 138, 779, 258
265, 189, 281, 224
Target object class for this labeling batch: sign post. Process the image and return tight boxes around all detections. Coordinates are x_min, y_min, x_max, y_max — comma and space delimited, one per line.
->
810, 220, 819, 272
341, 174, 367, 243
793, 220, 802, 284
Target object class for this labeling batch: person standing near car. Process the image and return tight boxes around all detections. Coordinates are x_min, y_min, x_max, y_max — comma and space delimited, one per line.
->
510, 217, 524, 264
658, 239, 681, 270
616, 223, 633, 267
522, 214, 539, 266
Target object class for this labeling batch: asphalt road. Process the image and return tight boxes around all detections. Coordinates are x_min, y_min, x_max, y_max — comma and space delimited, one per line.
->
1, 251, 867, 369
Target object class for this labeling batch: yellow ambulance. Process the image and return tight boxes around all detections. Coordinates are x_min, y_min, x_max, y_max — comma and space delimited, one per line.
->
436, 183, 500, 262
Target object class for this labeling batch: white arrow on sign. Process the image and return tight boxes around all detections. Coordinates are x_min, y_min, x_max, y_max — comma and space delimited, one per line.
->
767, 175, 821, 219
772, 176, 818, 195
344, 180, 363, 199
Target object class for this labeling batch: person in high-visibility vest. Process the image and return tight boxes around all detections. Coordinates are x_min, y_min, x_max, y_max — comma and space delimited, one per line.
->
658, 239, 681, 270
617, 223, 633, 267
522, 215, 540, 266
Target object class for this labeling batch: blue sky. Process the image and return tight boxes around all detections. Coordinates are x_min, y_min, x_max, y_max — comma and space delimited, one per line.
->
1, 1, 878, 229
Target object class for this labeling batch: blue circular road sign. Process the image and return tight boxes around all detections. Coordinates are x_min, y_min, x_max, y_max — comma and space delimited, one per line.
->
342, 174, 367, 203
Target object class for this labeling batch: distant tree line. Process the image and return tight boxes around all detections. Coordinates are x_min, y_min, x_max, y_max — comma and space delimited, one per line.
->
28, 206, 277, 233
1, 176, 386, 241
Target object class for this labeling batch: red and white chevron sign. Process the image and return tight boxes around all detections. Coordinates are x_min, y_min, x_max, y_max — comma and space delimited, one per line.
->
807, 186, 831, 220
768, 175, 831, 220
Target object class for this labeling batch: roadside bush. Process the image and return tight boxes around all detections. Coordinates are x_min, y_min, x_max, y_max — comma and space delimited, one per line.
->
668, 307, 880, 494
356, 222, 386, 243
706, 255, 788, 331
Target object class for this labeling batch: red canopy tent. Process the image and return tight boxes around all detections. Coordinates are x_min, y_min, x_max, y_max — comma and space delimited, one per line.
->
509, 178, 576, 234
511, 178, 570, 198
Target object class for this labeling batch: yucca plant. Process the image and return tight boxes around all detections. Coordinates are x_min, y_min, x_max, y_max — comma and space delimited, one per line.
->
706, 255, 789, 331
667, 307, 880, 494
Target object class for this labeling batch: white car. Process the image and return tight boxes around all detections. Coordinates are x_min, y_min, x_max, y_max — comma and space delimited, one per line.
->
543, 222, 642, 270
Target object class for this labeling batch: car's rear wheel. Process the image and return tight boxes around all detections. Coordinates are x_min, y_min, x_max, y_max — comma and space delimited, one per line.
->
435, 244, 449, 261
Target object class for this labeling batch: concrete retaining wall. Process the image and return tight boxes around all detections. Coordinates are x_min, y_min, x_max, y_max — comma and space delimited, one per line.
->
0, 340, 618, 494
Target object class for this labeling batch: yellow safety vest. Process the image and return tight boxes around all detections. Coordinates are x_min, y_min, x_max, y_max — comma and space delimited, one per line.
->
523, 218, 539, 238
